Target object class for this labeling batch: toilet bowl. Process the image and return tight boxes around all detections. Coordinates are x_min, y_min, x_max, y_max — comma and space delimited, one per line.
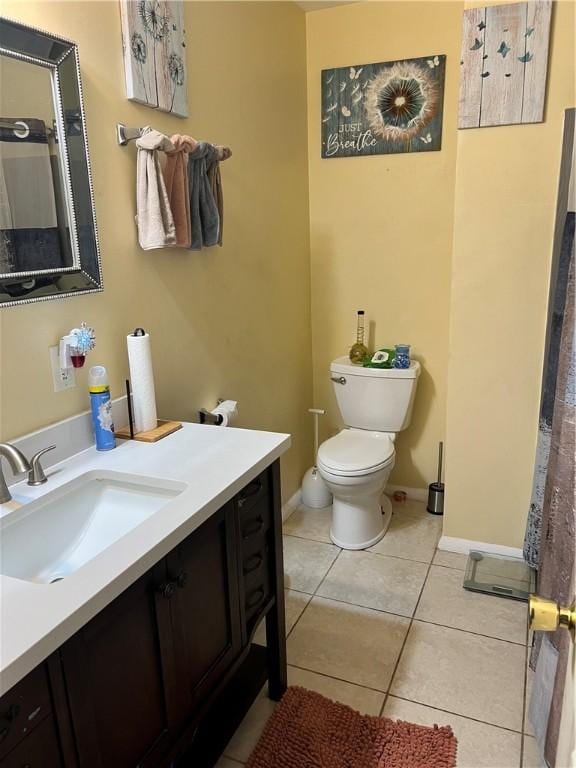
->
317, 429, 395, 549
317, 356, 421, 551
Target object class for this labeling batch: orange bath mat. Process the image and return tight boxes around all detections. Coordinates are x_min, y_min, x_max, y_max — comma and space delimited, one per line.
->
247, 687, 457, 768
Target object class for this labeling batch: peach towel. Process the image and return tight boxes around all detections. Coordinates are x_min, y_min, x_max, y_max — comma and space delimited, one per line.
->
164, 134, 197, 247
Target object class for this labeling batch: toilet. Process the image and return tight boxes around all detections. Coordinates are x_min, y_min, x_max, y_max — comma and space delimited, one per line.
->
317, 356, 421, 550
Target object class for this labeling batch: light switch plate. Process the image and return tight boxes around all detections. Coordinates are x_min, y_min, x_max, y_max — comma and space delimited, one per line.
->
49, 345, 76, 392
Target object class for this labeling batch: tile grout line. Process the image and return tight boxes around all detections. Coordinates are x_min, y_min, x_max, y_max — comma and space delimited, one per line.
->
287, 663, 526, 736
283, 518, 528, 745
284, 545, 343, 642
285, 591, 313, 641
386, 693, 527, 736
283, 530, 437, 567
519, 615, 532, 767
287, 585, 528, 648
287, 663, 527, 737
287, 662, 388, 697
378, 535, 440, 717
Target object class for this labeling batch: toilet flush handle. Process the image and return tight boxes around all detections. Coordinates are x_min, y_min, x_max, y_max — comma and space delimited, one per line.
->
331, 376, 346, 385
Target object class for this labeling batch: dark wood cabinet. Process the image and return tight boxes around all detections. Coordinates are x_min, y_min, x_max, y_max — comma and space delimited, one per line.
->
0, 665, 53, 761
60, 562, 178, 768
0, 461, 285, 768
0, 716, 63, 768
166, 500, 242, 722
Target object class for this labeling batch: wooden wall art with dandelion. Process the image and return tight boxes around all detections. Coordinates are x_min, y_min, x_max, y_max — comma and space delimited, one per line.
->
458, 1, 552, 128
321, 56, 446, 158
120, 0, 188, 118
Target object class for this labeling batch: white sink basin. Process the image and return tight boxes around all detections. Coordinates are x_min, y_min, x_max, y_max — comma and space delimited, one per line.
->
0, 470, 186, 584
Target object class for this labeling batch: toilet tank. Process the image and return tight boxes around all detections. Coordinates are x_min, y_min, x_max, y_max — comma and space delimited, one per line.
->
330, 356, 421, 432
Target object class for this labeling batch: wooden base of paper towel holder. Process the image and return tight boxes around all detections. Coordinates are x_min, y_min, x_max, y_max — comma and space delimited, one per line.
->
116, 420, 182, 443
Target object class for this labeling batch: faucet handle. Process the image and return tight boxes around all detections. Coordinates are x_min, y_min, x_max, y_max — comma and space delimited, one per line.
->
27, 445, 56, 486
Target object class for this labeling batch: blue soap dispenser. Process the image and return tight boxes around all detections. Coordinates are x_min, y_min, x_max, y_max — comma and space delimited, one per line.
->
89, 365, 116, 451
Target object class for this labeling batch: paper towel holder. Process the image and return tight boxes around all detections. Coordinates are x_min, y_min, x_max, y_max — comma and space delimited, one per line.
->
116, 375, 182, 443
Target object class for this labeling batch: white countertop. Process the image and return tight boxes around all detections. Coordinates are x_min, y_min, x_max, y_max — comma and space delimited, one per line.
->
0, 423, 291, 696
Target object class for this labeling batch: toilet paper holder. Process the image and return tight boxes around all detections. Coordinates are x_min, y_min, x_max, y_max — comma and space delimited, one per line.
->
198, 399, 238, 427
198, 408, 224, 426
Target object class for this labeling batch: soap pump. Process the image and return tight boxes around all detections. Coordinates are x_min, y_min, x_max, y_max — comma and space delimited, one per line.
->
301, 408, 332, 509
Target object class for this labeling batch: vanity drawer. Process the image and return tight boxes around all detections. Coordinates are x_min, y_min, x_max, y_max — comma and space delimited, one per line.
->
0, 715, 62, 768
0, 666, 52, 760
241, 532, 273, 628
244, 565, 271, 624
237, 470, 269, 516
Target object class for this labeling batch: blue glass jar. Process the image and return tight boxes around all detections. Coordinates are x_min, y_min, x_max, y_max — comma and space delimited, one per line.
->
394, 344, 411, 369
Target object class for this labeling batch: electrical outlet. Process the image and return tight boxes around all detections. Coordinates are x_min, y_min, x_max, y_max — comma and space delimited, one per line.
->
49, 345, 76, 392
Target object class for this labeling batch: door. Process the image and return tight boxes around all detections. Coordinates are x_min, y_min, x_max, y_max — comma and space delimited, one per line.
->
525, 108, 575, 768
557, 638, 575, 767
166, 500, 242, 722
61, 562, 179, 768
529, 599, 575, 767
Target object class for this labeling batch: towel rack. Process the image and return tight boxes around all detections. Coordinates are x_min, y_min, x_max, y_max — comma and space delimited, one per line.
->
116, 122, 232, 161
117, 123, 146, 146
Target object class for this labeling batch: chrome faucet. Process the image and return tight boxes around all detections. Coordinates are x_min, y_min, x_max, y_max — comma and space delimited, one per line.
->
0, 443, 31, 504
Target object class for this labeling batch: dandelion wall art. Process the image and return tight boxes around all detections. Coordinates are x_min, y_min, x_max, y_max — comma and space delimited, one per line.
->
120, 0, 188, 117
321, 56, 446, 158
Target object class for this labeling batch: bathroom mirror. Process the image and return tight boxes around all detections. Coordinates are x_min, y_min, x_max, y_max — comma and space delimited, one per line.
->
0, 17, 102, 306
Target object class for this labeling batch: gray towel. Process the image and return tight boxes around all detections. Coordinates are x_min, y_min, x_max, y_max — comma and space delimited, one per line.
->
187, 142, 220, 250
136, 129, 176, 251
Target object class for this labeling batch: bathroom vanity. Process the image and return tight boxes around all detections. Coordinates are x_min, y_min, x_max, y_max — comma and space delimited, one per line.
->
0, 424, 290, 767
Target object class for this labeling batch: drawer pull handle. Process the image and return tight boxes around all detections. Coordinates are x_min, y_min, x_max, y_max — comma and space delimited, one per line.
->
246, 587, 265, 609
243, 554, 263, 574
242, 515, 264, 539
158, 582, 176, 600
177, 571, 188, 589
238, 479, 263, 508
0, 704, 20, 743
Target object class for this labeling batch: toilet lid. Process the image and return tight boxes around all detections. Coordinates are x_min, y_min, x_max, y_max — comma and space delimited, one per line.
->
317, 431, 395, 475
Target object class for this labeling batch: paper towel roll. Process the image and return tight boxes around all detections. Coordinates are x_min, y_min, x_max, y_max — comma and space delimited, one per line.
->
210, 400, 238, 427
127, 329, 157, 432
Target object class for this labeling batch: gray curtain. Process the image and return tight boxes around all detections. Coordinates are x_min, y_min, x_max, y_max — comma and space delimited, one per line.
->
524, 111, 575, 568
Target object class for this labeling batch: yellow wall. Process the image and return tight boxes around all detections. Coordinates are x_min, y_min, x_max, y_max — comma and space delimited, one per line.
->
305, 1, 462, 489
0, 1, 313, 503
1, 0, 574, 548
443, 0, 576, 546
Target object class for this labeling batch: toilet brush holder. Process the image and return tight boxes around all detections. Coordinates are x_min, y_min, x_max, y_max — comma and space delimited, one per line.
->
427, 441, 445, 516
427, 482, 444, 515
302, 466, 332, 508
302, 408, 332, 509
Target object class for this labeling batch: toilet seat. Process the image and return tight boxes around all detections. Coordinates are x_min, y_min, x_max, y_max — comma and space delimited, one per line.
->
317, 430, 395, 477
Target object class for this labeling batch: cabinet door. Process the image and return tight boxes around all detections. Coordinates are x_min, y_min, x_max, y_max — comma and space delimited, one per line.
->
60, 563, 179, 768
167, 501, 242, 720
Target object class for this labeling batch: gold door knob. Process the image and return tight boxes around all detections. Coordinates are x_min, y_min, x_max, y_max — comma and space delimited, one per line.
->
529, 594, 576, 638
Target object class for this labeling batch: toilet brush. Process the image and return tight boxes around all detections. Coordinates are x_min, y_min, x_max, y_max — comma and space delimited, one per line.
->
301, 408, 332, 509
427, 441, 445, 515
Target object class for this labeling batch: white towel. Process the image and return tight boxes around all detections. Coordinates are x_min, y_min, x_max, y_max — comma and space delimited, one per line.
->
135, 128, 176, 251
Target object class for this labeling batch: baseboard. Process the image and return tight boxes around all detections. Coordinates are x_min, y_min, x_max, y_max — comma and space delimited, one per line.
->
386, 484, 428, 504
282, 488, 302, 522
438, 535, 524, 560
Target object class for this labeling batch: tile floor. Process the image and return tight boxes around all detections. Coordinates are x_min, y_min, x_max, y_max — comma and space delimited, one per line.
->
218, 498, 542, 768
